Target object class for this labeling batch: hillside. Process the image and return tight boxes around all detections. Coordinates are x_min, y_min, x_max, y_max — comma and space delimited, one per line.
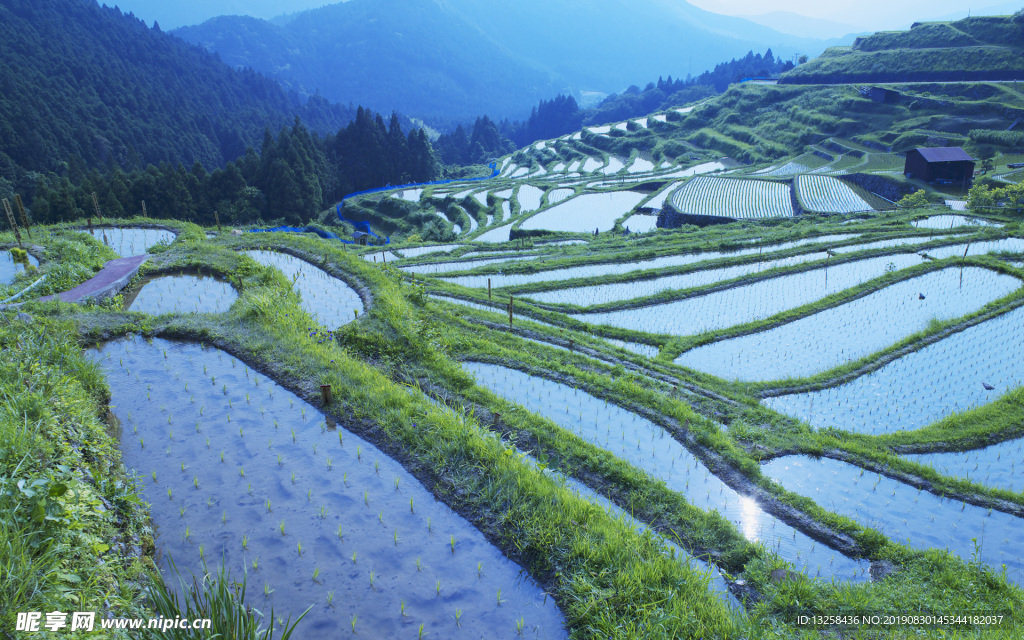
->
173, 0, 846, 120
781, 14, 1024, 84
0, 0, 356, 192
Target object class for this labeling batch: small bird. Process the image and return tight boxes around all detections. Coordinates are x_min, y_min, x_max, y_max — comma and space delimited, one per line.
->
982, 382, 995, 391
919, 293, 926, 300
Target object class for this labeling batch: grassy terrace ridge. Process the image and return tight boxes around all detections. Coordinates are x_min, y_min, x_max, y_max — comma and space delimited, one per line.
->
4, 217, 1024, 638
780, 15, 1024, 84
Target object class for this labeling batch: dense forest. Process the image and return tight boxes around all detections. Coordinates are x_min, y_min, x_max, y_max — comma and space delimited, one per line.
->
433, 50, 796, 165
28, 110, 438, 227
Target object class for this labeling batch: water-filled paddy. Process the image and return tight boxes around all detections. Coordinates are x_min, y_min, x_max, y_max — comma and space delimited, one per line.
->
475, 223, 513, 244
123, 274, 239, 315
87, 227, 176, 256
95, 338, 566, 639
443, 235, 860, 290
1, 249, 39, 284
677, 267, 1020, 381
914, 215, 1002, 229
517, 186, 545, 213
904, 440, 1024, 495
520, 192, 646, 233
244, 251, 364, 328
763, 304, 1024, 434
571, 253, 927, 336
400, 255, 536, 275
398, 245, 461, 259
763, 456, 1024, 584
463, 362, 869, 580
622, 214, 658, 233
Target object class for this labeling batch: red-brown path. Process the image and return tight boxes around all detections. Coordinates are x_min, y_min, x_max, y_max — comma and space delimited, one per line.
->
39, 254, 148, 303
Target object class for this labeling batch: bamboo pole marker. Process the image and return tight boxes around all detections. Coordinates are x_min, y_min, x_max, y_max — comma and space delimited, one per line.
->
508, 295, 513, 327
91, 192, 102, 223
14, 195, 31, 238
2, 199, 22, 248
382, 251, 386, 265
320, 384, 333, 405
141, 200, 148, 218
488, 278, 491, 301
214, 210, 222, 232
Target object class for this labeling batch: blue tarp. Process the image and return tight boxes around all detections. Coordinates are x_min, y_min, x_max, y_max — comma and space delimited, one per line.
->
247, 162, 500, 246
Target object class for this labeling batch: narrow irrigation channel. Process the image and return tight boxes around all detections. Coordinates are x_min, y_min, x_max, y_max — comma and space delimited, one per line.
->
94, 337, 566, 639
461, 362, 871, 582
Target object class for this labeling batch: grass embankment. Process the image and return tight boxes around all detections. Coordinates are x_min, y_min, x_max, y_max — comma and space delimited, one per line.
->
0, 311, 152, 637
63, 229, 742, 638
431, 311, 1024, 639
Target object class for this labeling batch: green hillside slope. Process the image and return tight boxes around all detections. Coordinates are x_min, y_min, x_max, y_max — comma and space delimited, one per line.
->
781, 14, 1024, 84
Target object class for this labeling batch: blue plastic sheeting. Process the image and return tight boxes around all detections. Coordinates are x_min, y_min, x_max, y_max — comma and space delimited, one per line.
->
337, 162, 499, 207
247, 162, 498, 246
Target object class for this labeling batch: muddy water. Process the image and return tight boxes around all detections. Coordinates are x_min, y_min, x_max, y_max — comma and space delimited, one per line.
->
95, 338, 565, 640
763, 456, 1024, 585
462, 362, 870, 581
123, 275, 238, 315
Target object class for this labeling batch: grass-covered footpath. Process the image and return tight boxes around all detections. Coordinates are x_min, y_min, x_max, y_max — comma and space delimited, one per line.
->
3, 216, 1024, 639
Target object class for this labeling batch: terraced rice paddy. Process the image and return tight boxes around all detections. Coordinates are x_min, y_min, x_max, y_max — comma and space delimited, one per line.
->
621, 214, 659, 233
474, 223, 513, 244
96, 338, 566, 640
904, 439, 1024, 494
600, 158, 625, 176
570, 253, 931, 336
763, 303, 1024, 434
519, 192, 647, 233
763, 456, 1024, 584
796, 175, 874, 213
400, 255, 535, 275
87, 227, 176, 256
547, 189, 575, 205
244, 250, 364, 328
463, 363, 870, 580
676, 267, 1020, 381
914, 215, 1003, 229
1, 249, 39, 284
516, 186, 545, 213
626, 157, 655, 174
670, 177, 792, 219
123, 274, 239, 315
397, 245, 461, 259
397, 189, 423, 202
443, 235, 862, 290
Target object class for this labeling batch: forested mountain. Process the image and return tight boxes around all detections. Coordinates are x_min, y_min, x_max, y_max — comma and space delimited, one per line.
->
32, 110, 438, 228
173, 0, 846, 121
0, 0, 356, 199
434, 50, 795, 165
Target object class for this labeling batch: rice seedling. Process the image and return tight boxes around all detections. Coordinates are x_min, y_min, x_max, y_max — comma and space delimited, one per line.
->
415, 557, 422, 572
279, 520, 286, 536
336, 525, 344, 540
516, 617, 526, 635
369, 571, 375, 589
418, 624, 425, 639
296, 542, 303, 557
351, 551, 357, 564
454, 609, 462, 627
313, 567, 320, 583
326, 591, 335, 608
400, 600, 407, 617
351, 615, 357, 633
242, 535, 249, 550
435, 580, 441, 596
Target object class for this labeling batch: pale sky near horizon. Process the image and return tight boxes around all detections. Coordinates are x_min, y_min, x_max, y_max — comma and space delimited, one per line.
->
112, 0, 1020, 31
686, 0, 1016, 26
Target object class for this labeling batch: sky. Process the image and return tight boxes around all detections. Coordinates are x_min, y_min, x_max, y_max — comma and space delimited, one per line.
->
686, 0, 1021, 28
111, 0, 1021, 31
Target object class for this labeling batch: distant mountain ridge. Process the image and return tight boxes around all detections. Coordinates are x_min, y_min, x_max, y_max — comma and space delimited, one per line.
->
0, 0, 356, 187
173, 0, 850, 120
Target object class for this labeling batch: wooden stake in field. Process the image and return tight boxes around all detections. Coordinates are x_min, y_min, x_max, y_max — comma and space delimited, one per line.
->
488, 278, 492, 301
2, 199, 23, 248
508, 295, 513, 327
141, 200, 148, 218
14, 195, 31, 238
214, 210, 222, 232
320, 384, 333, 405
91, 192, 102, 223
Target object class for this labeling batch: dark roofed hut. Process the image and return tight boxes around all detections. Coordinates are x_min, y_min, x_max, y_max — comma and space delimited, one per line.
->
904, 147, 976, 188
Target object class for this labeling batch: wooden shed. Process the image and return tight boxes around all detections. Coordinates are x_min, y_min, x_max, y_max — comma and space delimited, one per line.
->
904, 147, 975, 186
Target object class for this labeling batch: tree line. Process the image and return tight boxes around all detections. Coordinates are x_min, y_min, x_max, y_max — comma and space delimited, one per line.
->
28, 110, 439, 227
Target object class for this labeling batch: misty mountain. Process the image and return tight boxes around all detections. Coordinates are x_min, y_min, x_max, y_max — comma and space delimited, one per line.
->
0, 0, 356, 187
174, 0, 850, 121
739, 11, 865, 40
